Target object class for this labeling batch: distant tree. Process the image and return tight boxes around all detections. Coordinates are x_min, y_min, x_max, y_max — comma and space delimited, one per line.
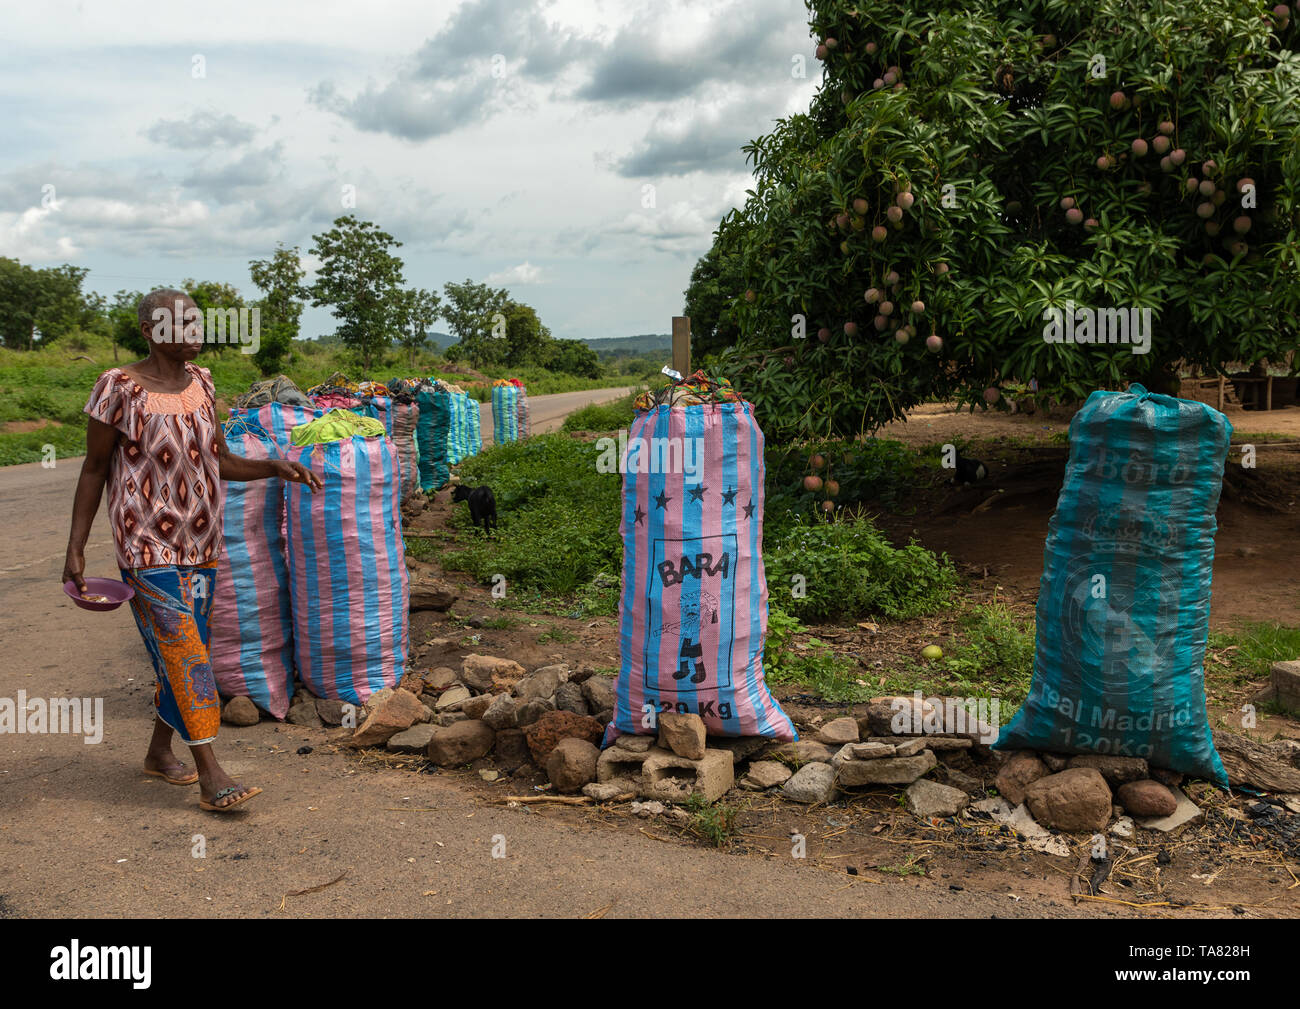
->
108, 289, 147, 359
501, 300, 553, 367
175, 278, 246, 355
441, 279, 510, 366
307, 216, 407, 372
0, 259, 95, 349
248, 244, 306, 375
394, 287, 443, 369
546, 337, 601, 378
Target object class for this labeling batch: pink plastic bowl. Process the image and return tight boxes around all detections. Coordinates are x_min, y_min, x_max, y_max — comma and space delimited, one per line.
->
64, 577, 134, 612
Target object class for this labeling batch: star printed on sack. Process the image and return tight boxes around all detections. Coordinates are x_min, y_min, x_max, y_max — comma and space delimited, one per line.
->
743, 498, 755, 519
634, 505, 646, 526
721, 486, 737, 505
655, 490, 671, 510
688, 485, 707, 502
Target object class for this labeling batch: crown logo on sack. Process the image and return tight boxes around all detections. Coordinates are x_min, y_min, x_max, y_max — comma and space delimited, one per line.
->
1080, 510, 1179, 552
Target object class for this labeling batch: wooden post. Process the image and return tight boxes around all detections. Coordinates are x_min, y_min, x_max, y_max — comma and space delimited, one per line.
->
672, 316, 691, 377
1217, 375, 1225, 411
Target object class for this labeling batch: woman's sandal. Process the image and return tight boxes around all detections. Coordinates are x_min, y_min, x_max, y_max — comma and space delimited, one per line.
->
199, 785, 263, 812
143, 766, 200, 786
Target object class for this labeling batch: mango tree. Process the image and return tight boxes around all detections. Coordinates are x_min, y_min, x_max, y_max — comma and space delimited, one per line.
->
710, 0, 1300, 437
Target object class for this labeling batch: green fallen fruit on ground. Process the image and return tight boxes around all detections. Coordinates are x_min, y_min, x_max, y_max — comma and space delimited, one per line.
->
921, 644, 943, 660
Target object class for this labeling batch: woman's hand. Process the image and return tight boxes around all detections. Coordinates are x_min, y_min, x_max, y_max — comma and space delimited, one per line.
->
62, 546, 87, 593
275, 459, 322, 492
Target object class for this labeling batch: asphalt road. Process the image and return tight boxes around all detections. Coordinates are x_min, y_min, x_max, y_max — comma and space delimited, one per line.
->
0, 385, 1101, 919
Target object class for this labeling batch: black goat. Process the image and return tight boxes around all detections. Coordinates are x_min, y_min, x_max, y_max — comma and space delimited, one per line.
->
451, 484, 497, 535
953, 454, 989, 485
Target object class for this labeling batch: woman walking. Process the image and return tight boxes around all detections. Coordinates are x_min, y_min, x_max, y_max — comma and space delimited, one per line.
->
63, 289, 321, 812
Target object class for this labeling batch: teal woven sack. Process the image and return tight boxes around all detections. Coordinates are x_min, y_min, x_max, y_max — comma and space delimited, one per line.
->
995, 385, 1231, 786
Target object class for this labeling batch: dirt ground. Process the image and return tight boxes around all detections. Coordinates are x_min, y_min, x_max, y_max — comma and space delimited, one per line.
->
3, 393, 1296, 918
875, 401, 1300, 628
395, 456, 1300, 918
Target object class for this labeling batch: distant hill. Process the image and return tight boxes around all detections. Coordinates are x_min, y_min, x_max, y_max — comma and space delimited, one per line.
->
302, 330, 667, 359
583, 333, 671, 359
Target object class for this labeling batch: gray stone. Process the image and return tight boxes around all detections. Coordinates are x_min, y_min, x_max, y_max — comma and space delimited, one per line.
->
1024, 768, 1113, 832
386, 724, 437, 753
515, 663, 568, 700
481, 693, 518, 731
285, 701, 321, 728
848, 742, 896, 759
641, 748, 734, 803
837, 750, 937, 787
351, 688, 424, 747
222, 695, 260, 726
546, 738, 600, 793
580, 676, 616, 712
658, 712, 707, 759
892, 737, 927, 757
781, 762, 838, 804
314, 698, 350, 726
426, 720, 496, 766
1117, 779, 1178, 818
515, 698, 554, 727
461, 694, 493, 720
740, 760, 793, 790
942, 767, 986, 794
996, 751, 1050, 807
554, 681, 589, 715
815, 717, 860, 745
918, 735, 972, 752
460, 654, 526, 693
583, 781, 636, 802
1135, 788, 1205, 833
765, 740, 836, 767
361, 687, 393, 716
905, 778, 970, 818
425, 667, 458, 691
434, 684, 471, 711
609, 733, 655, 752
1066, 754, 1149, 786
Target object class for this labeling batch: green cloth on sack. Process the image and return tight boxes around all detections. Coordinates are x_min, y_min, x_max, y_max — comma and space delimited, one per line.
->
290, 408, 385, 446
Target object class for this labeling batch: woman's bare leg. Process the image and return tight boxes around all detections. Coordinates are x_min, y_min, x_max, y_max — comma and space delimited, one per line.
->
190, 743, 256, 807
142, 716, 195, 781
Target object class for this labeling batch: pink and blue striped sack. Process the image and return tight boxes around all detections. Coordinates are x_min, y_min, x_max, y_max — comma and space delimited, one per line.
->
606, 400, 796, 744
209, 416, 295, 718
353, 396, 421, 504
283, 433, 410, 706
230, 402, 322, 448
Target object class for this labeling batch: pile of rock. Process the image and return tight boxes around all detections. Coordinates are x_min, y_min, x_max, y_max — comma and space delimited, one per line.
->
995, 751, 1203, 836
584, 713, 734, 802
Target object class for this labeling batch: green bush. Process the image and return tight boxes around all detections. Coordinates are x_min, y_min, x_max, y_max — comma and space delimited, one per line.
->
442, 434, 622, 598
560, 392, 638, 432
765, 513, 958, 623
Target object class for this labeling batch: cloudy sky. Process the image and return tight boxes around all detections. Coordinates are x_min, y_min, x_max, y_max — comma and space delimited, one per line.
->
2, 0, 820, 343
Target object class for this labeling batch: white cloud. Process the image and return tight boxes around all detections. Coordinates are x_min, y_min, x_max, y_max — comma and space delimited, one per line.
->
486, 262, 544, 285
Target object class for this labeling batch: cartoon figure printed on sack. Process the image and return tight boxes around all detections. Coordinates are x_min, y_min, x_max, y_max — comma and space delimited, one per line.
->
660, 588, 720, 685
